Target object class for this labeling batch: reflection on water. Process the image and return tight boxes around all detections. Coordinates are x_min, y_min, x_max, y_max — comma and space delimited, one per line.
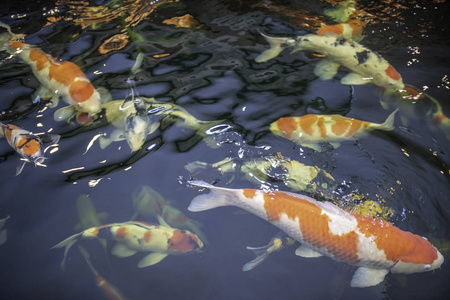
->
0, 0, 449, 299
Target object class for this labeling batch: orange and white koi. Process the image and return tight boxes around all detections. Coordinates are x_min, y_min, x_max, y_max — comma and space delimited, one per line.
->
0, 122, 59, 175
187, 181, 444, 288
0, 22, 101, 115
256, 33, 404, 91
78, 246, 130, 300
270, 109, 397, 151
53, 219, 204, 268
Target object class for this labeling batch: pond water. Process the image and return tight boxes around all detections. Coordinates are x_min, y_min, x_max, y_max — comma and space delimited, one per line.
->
0, 0, 449, 299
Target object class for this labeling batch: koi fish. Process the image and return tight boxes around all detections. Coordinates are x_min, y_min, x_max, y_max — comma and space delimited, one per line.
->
78, 246, 130, 300
270, 109, 397, 151
0, 215, 10, 245
255, 33, 404, 91
0, 22, 102, 115
0, 122, 60, 175
53, 218, 204, 268
185, 153, 335, 193
82, 96, 230, 152
243, 231, 296, 272
187, 180, 444, 288
132, 185, 208, 244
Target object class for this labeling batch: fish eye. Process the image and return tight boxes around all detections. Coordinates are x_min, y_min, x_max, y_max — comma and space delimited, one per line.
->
424, 264, 431, 270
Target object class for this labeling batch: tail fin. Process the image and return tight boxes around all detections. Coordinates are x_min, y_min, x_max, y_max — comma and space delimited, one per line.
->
187, 180, 232, 212
52, 232, 82, 270
255, 33, 290, 63
378, 108, 398, 131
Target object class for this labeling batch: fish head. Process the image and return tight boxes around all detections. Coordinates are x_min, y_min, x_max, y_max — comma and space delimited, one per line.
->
18, 135, 46, 166
71, 85, 102, 116
390, 235, 444, 274
167, 229, 204, 253
373, 66, 404, 91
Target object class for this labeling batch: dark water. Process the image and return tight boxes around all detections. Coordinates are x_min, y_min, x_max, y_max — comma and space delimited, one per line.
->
0, 0, 449, 299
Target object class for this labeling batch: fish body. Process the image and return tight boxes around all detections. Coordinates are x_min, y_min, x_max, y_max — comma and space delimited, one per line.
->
6, 37, 101, 115
270, 109, 397, 150
132, 185, 208, 243
185, 154, 335, 193
187, 181, 444, 288
53, 220, 203, 268
0, 122, 59, 175
256, 33, 404, 91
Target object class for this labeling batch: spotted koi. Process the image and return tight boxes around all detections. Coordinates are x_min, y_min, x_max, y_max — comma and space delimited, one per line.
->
52, 219, 204, 269
0, 23, 101, 115
270, 109, 397, 151
255, 33, 404, 91
187, 180, 444, 288
0, 122, 59, 175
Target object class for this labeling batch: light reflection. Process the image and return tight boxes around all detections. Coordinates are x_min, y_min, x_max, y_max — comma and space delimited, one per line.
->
62, 167, 85, 174
124, 166, 132, 171
146, 143, 157, 151
88, 178, 102, 187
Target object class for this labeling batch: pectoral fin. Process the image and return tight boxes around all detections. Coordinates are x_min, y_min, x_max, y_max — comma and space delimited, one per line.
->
314, 59, 341, 80
54, 106, 76, 121
138, 252, 168, 268
111, 243, 137, 258
350, 267, 389, 288
295, 245, 323, 258
341, 72, 372, 85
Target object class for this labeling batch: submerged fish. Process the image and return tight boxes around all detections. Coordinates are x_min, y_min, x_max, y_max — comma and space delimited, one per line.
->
132, 185, 208, 244
185, 153, 335, 193
187, 181, 444, 288
256, 33, 404, 91
0, 215, 10, 245
53, 218, 204, 268
78, 246, 130, 300
83, 97, 229, 152
0, 24, 102, 115
0, 122, 60, 175
270, 109, 397, 151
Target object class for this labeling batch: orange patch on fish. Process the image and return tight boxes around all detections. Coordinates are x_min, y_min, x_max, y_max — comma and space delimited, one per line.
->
299, 115, 318, 135
263, 191, 360, 264
143, 230, 152, 243
385, 65, 401, 81
115, 227, 128, 239
330, 117, 349, 136
317, 117, 327, 138
17, 137, 40, 156
345, 120, 367, 137
69, 80, 95, 103
48, 61, 85, 86
353, 213, 438, 264
348, 20, 364, 36
276, 117, 298, 138
168, 230, 197, 251
317, 24, 344, 36
243, 189, 257, 199
29, 49, 50, 71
